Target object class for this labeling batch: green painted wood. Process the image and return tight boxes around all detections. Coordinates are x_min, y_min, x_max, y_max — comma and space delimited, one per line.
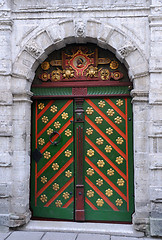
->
31, 87, 72, 96
87, 86, 130, 95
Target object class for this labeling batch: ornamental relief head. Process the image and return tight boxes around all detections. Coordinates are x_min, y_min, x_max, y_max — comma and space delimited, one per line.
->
74, 19, 86, 37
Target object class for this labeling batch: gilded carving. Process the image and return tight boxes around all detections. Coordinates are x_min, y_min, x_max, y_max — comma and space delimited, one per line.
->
50, 69, 62, 82
43, 151, 51, 159
95, 116, 103, 124
52, 163, 59, 171
100, 69, 110, 80
53, 183, 59, 191
40, 194, 47, 203
106, 127, 113, 135
86, 168, 94, 176
107, 109, 115, 116
55, 200, 62, 208
96, 198, 104, 207
42, 116, 48, 123
86, 66, 98, 78
41, 176, 47, 184
105, 189, 113, 197
116, 137, 124, 144
96, 137, 104, 145
107, 168, 114, 176
50, 105, 57, 113
87, 149, 94, 157
65, 170, 72, 178
116, 156, 123, 164
61, 112, 68, 119
63, 192, 70, 199
114, 116, 122, 124
86, 128, 93, 135
110, 60, 119, 70
62, 67, 74, 79
116, 198, 123, 206
117, 178, 125, 186
86, 107, 94, 115
87, 190, 94, 198
38, 138, 45, 145
98, 100, 105, 108
65, 129, 72, 137
116, 99, 123, 107
38, 103, 45, 110
47, 128, 54, 135
54, 121, 61, 128
41, 61, 50, 70
96, 179, 103, 186
97, 160, 105, 167
65, 150, 72, 157
105, 145, 112, 153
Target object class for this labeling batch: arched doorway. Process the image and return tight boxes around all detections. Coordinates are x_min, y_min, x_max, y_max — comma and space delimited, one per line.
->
30, 44, 134, 222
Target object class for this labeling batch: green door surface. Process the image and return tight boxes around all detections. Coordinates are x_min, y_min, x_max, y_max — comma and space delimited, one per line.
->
31, 97, 134, 221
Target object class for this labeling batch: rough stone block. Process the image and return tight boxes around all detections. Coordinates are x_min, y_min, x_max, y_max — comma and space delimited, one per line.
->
86, 20, 101, 40
43, 232, 78, 240
108, 30, 126, 51
59, 20, 75, 40
150, 218, 162, 237
77, 233, 110, 240
0, 214, 9, 226
6, 231, 44, 240
34, 30, 53, 52
0, 91, 12, 105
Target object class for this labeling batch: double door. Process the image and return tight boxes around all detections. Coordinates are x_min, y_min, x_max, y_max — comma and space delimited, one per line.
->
30, 97, 134, 222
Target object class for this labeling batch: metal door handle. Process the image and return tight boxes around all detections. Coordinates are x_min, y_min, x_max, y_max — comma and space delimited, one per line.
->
49, 131, 61, 146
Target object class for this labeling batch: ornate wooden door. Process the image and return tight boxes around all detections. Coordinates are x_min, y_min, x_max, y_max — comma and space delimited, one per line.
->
31, 96, 133, 222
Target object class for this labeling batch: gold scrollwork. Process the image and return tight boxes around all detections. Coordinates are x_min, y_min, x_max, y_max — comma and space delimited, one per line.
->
63, 67, 75, 79
86, 66, 98, 78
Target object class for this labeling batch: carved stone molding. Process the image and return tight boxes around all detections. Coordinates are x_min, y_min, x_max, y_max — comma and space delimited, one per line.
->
118, 43, 136, 58
25, 41, 42, 58
74, 19, 86, 37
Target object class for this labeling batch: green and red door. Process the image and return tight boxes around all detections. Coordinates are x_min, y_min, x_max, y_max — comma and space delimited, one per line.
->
30, 97, 134, 222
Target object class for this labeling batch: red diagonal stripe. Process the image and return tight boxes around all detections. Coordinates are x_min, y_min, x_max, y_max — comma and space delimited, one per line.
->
85, 177, 119, 211
105, 99, 126, 119
37, 157, 74, 197
125, 98, 129, 211
38, 100, 73, 138
62, 196, 74, 208
85, 136, 126, 178
86, 99, 126, 139
37, 100, 55, 119
85, 197, 98, 210
86, 156, 127, 201
37, 137, 73, 177
40, 116, 73, 154
45, 177, 74, 207
85, 116, 126, 158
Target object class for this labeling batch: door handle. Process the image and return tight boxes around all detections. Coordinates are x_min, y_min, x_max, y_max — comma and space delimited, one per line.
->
49, 131, 61, 146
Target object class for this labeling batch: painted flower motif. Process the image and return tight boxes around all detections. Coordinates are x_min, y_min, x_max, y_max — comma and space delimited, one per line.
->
65, 170, 72, 178
110, 60, 119, 70
116, 156, 123, 164
86, 168, 94, 176
107, 168, 114, 176
106, 127, 113, 135
43, 151, 51, 159
105, 189, 113, 197
86, 107, 94, 115
105, 145, 112, 153
61, 112, 68, 119
107, 109, 115, 116
50, 105, 57, 113
38, 138, 45, 145
47, 128, 54, 135
54, 121, 61, 128
114, 116, 122, 124
116, 198, 123, 206
87, 190, 94, 198
40, 194, 47, 203
95, 116, 103, 124
86, 128, 93, 135
96, 137, 104, 145
116, 137, 124, 144
41, 176, 47, 184
38, 103, 45, 110
53, 183, 59, 191
52, 163, 59, 171
87, 149, 94, 157
96, 198, 104, 207
41, 61, 50, 70
55, 200, 62, 208
116, 99, 123, 107
97, 160, 105, 168
96, 179, 103, 187
42, 116, 48, 123
117, 178, 125, 186
65, 129, 72, 137
98, 100, 105, 108
63, 192, 70, 199
65, 150, 72, 157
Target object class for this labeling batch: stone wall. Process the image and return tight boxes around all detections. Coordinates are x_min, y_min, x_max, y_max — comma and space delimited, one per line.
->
0, 0, 161, 237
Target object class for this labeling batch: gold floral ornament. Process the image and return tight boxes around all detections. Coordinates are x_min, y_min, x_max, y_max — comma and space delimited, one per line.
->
55, 200, 62, 208
86, 128, 93, 135
116, 137, 124, 145
87, 190, 94, 198
40, 194, 47, 203
117, 178, 125, 186
110, 60, 119, 70
44, 151, 51, 159
98, 100, 105, 108
86, 107, 94, 115
105, 189, 113, 197
38, 103, 44, 110
63, 67, 74, 79
65, 170, 72, 178
47, 128, 54, 135
96, 198, 104, 207
106, 127, 113, 135
50, 69, 62, 82
38, 138, 45, 145
65, 129, 72, 137
95, 116, 103, 124
96, 179, 103, 186
105, 145, 112, 153
54, 121, 61, 129
63, 192, 70, 199
97, 160, 105, 168
96, 137, 104, 145
42, 116, 48, 123
50, 105, 57, 113
100, 69, 110, 80
53, 183, 59, 191
86, 66, 98, 78
116, 156, 124, 164
116, 198, 123, 206
41, 61, 50, 70
87, 149, 94, 157
41, 176, 47, 184
107, 109, 115, 116
61, 112, 68, 120
52, 163, 59, 171
86, 168, 94, 176
107, 168, 114, 176
114, 116, 122, 124
116, 99, 123, 107
65, 150, 72, 157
